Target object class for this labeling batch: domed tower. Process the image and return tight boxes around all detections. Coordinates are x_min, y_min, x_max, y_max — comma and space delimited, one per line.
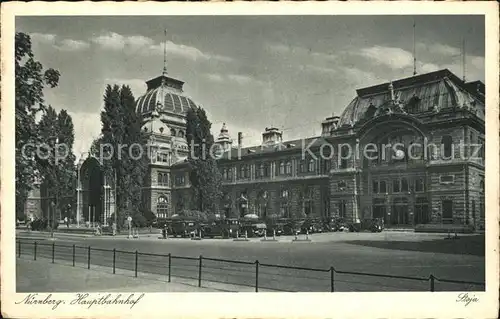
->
135, 30, 201, 219
215, 123, 233, 153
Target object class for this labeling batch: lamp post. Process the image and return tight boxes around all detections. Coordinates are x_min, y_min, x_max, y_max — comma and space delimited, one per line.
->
49, 136, 59, 239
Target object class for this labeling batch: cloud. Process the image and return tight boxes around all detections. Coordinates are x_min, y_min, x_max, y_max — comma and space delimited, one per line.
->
30, 33, 56, 44
417, 42, 460, 56
340, 67, 384, 88
303, 65, 337, 75
204, 73, 266, 86
66, 111, 102, 157
267, 43, 336, 62
358, 46, 413, 69
29, 32, 90, 52
57, 39, 90, 51
91, 32, 233, 63
204, 73, 224, 82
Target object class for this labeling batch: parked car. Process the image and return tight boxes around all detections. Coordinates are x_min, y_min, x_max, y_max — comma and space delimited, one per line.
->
323, 217, 349, 232
202, 218, 240, 238
170, 219, 199, 238
348, 218, 385, 232
301, 218, 324, 234
240, 221, 267, 237
265, 221, 285, 236
282, 219, 303, 236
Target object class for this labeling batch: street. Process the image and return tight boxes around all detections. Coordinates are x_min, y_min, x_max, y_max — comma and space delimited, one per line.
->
16, 231, 485, 292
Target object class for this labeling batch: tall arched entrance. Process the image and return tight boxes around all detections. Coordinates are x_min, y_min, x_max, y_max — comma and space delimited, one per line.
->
78, 156, 104, 226
358, 114, 430, 228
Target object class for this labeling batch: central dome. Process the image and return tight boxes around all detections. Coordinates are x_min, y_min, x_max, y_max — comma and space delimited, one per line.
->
136, 75, 198, 116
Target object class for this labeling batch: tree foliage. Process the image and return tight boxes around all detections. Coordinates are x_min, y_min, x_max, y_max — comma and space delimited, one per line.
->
37, 106, 77, 223
98, 85, 148, 222
185, 107, 223, 213
15, 32, 60, 216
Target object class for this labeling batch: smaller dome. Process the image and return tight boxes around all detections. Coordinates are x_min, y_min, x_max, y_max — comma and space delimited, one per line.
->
217, 123, 231, 142
142, 117, 171, 136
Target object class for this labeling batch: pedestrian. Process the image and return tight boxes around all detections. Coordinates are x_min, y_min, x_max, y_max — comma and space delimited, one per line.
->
112, 222, 117, 236
64, 216, 69, 228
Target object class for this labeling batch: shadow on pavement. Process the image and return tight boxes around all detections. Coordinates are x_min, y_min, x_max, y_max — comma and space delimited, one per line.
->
343, 234, 485, 256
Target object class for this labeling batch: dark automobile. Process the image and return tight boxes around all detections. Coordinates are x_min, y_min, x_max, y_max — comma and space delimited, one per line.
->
282, 219, 303, 236
323, 217, 348, 232
170, 220, 199, 238
202, 218, 240, 238
301, 219, 324, 234
265, 221, 284, 236
348, 218, 384, 232
240, 221, 267, 237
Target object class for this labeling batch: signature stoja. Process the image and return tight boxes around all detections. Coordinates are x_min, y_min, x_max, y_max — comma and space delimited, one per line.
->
456, 293, 480, 307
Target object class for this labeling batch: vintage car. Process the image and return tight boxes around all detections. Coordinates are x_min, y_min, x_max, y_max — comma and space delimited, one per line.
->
170, 219, 199, 238
348, 218, 385, 232
301, 218, 324, 234
265, 220, 285, 236
202, 218, 240, 238
240, 221, 267, 237
282, 219, 303, 236
323, 217, 349, 232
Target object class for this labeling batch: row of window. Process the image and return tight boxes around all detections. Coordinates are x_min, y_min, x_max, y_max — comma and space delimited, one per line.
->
157, 172, 186, 187
372, 177, 425, 194
221, 159, 331, 181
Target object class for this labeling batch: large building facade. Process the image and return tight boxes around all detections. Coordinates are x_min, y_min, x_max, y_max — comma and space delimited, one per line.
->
137, 68, 485, 229
24, 68, 485, 230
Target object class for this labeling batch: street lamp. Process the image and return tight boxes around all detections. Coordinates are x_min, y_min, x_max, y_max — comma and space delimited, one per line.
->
49, 136, 59, 238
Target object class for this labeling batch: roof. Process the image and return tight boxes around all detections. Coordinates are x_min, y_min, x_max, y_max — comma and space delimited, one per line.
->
339, 69, 485, 127
219, 136, 331, 161
136, 74, 198, 116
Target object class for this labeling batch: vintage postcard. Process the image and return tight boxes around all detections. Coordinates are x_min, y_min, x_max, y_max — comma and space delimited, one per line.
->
1, 1, 499, 318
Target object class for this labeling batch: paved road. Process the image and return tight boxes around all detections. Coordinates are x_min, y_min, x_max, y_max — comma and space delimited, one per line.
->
16, 231, 485, 292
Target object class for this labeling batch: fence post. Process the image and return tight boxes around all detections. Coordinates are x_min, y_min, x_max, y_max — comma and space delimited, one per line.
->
34, 242, 37, 261
168, 253, 171, 283
135, 250, 138, 278
18, 240, 21, 257
330, 267, 335, 292
429, 275, 435, 292
113, 249, 116, 274
198, 255, 202, 287
255, 260, 259, 292
87, 246, 91, 269
52, 242, 55, 264
72, 245, 75, 267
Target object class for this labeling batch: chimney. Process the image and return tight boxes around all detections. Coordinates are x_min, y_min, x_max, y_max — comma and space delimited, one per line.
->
238, 132, 243, 147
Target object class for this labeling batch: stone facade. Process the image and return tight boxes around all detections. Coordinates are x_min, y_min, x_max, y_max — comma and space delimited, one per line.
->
23, 69, 485, 231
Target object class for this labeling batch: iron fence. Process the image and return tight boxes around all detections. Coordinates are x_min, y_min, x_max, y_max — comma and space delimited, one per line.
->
16, 239, 485, 292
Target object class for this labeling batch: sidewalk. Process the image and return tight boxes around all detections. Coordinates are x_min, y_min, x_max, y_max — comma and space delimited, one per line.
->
16, 257, 263, 292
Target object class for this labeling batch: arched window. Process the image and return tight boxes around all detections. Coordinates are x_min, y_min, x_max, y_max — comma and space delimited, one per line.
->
157, 196, 168, 219
280, 189, 290, 218
340, 145, 349, 169
442, 135, 453, 159
308, 159, 315, 172
286, 161, 292, 175
279, 161, 285, 175
178, 130, 184, 138
170, 128, 176, 136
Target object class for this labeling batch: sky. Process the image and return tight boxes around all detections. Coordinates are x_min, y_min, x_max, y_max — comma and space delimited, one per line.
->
16, 15, 485, 158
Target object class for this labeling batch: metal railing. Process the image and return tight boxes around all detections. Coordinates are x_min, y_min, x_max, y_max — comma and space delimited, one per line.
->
16, 239, 485, 292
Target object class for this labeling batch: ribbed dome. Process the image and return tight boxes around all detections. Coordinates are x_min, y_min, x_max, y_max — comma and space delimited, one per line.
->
135, 75, 198, 116
337, 69, 485, 127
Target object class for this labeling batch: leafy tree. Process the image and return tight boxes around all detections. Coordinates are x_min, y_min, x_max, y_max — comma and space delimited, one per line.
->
15, 32, 60, 217
99, 85, 148, 225
186, 107, 223, 213
36, 106, 76, 227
